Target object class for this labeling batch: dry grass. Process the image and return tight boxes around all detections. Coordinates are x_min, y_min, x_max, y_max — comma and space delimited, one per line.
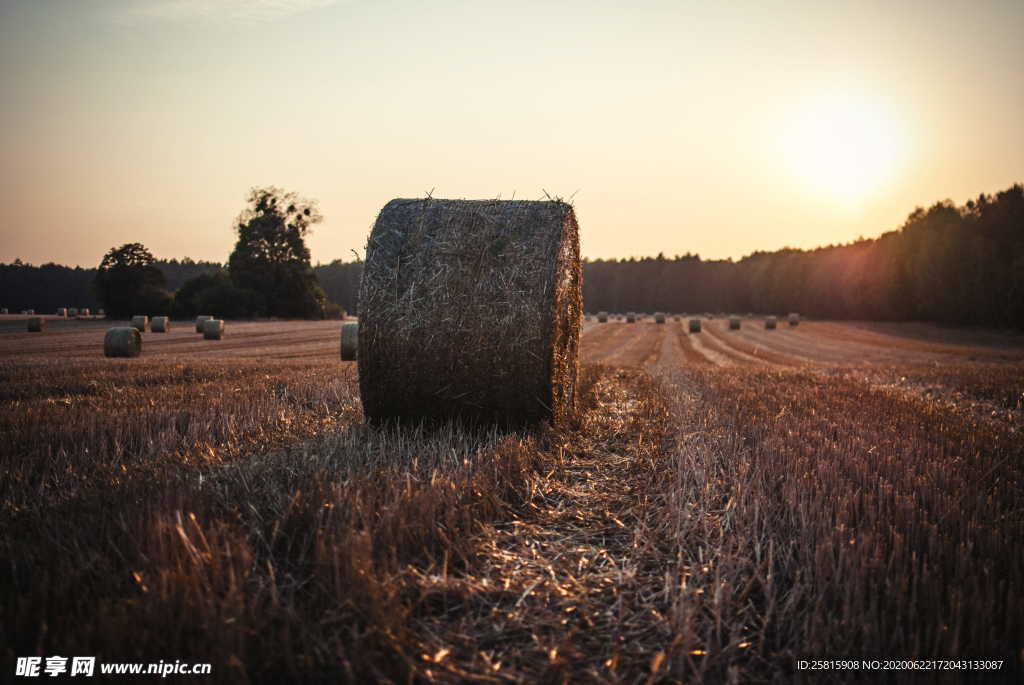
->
1, 320, 1022, 682
358, 198, 581, 425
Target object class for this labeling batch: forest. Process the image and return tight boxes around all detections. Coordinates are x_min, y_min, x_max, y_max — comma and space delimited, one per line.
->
2, 183, 1021, 327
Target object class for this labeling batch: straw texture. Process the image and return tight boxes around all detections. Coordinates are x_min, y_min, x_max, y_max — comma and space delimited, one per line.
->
358, 198, 581, 425
104, 327, 142, 358
341, 322, 358, 361
202, 319, 225, 340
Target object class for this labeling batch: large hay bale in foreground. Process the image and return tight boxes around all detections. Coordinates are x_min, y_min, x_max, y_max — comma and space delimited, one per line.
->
27, 316, 45, 332
689, 318, 702, 333
202, 319, 225, 340
654, 312, 666, 324
151, 316, 170, 332
597, 311, 608, 323
788, 312, 800, 326
195, 315, 212, 333
104, 327, 141, 358
729, 316, 741, 330
130, 315, 148, 332
358, 198, 581, 425
766, 316, 777, 330
340, 321, 358, 361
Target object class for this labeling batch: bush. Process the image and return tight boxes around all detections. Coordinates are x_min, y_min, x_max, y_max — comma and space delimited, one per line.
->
174, 272, 262, 319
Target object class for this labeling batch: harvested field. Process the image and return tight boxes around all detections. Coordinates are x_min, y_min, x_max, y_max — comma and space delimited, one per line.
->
1, 319, 1022, 683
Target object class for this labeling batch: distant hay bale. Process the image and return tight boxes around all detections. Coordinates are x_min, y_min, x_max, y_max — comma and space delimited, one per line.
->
104, 327, 141, 358
130, 315, 148, 332
655, 312, 666, 324
195, 315, 212, 333
340, 321, 358, 361
202, 319, 225, 340
27, 316, 45, 332
597, 311, 608, 323
788, 312, 800, 326
689, 318, 702, 333
358, 198, 581, 425
151, 316, 170, 332
626, 312, 637, 323
766, 316, 777, 330
729, 316, 741, 330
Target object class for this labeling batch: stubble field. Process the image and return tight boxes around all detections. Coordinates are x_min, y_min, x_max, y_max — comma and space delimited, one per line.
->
1, 316, 1022, 683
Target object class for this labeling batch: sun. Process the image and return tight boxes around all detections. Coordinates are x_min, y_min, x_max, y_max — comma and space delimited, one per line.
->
781, 91, 909, 207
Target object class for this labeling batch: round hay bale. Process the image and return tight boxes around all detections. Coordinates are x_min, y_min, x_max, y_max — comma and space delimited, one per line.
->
689, 318, 702, 333
195, 315, 213, 333
151, 316, 170, 332
766, 316, 777, 330
27, 316, 45, 332
729, 316, 741, 330
130, 315, 148, 332
597, 311, 608, 323
202, 319, 225, 340
341, 321, 358, 361
788, 312, 800, 326
654, 312, 666, 324
626, 312, 636, 323
104, 327, 141, 357
358, 198, 581, 425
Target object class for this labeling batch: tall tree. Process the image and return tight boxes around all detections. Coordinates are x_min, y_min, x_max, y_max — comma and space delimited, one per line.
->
228, 187, 326, 318
94, 243, 170, 317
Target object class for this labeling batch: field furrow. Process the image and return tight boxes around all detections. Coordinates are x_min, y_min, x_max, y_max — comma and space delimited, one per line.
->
2, 319, 1022, 683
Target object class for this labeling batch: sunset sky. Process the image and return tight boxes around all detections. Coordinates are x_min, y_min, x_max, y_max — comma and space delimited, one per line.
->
1, 0, 1021, 268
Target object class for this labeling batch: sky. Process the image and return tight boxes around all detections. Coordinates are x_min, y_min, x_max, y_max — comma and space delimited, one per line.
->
1, 0, 1022, 268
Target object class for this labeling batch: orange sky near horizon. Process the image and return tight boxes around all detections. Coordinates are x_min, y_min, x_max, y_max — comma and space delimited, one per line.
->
1, 0, 1022, 269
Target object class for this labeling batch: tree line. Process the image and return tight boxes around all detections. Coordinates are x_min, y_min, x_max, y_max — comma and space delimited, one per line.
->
316, 183, 1024, 329
2, 183, 1021, 327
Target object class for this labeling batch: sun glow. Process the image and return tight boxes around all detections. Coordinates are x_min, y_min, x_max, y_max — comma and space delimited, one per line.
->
781, 91, 910, 207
